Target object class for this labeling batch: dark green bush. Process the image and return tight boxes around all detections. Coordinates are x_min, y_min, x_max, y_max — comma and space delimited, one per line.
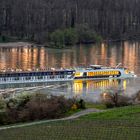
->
49, 24, 102, 48
0, 99, 6, 110
50, 30, 65, 48
0, 35, 17, 42
76, 99, 86, 109
76, 24, 102, 43
0, 112, 9, 125
64, 28, 78, 45
0, 35, 6, 42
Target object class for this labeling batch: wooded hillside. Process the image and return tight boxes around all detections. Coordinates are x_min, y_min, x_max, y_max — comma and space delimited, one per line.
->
0, 0, 140, 42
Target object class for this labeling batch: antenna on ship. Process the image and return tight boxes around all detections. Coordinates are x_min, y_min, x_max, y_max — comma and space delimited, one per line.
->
115, 63, 122, 68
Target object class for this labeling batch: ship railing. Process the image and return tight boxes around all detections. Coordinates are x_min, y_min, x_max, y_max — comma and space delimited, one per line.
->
0, 67, 75, 74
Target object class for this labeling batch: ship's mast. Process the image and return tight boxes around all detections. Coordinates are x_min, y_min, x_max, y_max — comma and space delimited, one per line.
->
115, 63, 122, 68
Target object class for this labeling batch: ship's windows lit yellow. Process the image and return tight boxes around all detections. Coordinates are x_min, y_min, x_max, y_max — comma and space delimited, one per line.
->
125, 70, 129, 74
79, 70, 120, 78
75, 72, 83, 77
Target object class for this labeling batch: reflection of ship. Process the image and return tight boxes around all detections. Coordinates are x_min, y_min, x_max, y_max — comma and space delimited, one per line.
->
73, 79, 127, 95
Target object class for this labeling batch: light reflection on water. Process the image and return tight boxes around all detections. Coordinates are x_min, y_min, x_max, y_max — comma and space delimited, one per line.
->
1, 78, 139, 103
0, 41, 140, 101
0, 41, 140, 75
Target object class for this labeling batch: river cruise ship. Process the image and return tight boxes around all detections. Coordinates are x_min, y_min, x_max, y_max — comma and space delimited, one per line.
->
0, 64, 137, 85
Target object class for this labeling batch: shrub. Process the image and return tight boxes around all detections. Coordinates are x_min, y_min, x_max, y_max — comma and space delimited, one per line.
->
6, 98, 18, 109
101, 91, 132, 108
76, 24, 102, 43
0, 35, 6, 42
50, 30, 65, 48
71, 104, 78, 111
133, 90, 140, 104
18, 95, 73, 121
49, 24, 102, 48
64, 28, 78, 45
0, 94, 85, 124
6, 108, 19, 123
0, 99, 6, 110
0, 112, 9, 125
76, 99, 86, 109
15, 93, 33, 110
0, 35, 16, 42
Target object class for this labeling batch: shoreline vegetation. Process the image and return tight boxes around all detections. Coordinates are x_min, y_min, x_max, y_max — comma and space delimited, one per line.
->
0, 91, 140, 139
0, 90, 140, 126
47, 25, 103, 48
0, 24, 103, 48
0, 24, 139, 48
0, 93, 86, 126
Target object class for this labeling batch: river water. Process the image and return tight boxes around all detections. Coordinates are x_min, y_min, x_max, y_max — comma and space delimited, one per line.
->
0, 41, 140, 102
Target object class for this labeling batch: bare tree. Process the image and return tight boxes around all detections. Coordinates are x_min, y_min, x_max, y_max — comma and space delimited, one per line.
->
0, 0, 140, 43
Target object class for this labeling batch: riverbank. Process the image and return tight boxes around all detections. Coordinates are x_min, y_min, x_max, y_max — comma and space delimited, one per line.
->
0, 42, 34, 47
0, 105, 139, 140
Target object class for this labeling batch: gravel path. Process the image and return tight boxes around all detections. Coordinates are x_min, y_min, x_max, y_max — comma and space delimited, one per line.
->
0, 108, 104, 131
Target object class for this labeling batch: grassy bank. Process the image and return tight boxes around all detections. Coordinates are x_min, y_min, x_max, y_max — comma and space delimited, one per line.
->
0, 105, 139, 140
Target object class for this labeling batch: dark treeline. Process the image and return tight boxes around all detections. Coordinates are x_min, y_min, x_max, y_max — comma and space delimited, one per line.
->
0, 0, 140, 43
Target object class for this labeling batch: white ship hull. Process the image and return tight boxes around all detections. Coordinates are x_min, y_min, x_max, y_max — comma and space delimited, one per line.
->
0, 78, 74, 85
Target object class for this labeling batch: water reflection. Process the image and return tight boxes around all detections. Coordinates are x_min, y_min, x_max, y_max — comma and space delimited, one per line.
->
73, 79, 127, 95
0, 78, 140, 103
54, 78, 139, 102
0, 41, 140, 75
0, 41, 140, 101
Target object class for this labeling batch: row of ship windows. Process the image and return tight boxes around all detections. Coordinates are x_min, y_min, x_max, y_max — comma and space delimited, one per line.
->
0, 75, 67, 81
0, 72, 73, 77
87, 71, 120, 76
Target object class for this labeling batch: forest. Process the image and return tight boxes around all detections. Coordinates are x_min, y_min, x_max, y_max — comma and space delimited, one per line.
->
0, 0, 140, 43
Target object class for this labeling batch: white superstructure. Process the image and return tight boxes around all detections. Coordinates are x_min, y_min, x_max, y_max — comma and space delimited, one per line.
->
74, 65, 137, 80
